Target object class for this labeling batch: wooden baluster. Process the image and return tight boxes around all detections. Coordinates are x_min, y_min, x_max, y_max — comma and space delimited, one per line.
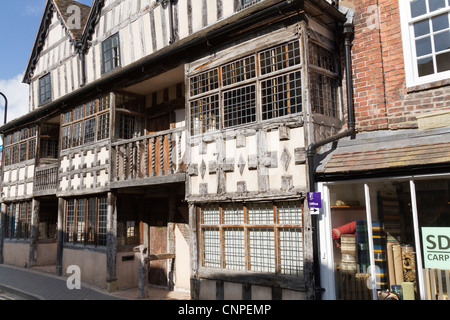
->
168, 133, 174, 175
177, 131, 182, 173
123, 144, 127, 181
115, 146, 120, 181
151, 137, 156, 177
159, 135, 165, 176
129, 142, 133, 180
144, 139, 149, 178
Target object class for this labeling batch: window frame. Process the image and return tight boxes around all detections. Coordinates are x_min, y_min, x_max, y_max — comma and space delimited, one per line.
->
399, 0, 450, 87
5, 202, 32, 240
39, 73, 52, 106
3, 126, 37, 167
60, 96, 110, 151
188, 40, 304, 136
198, 201, 304, 278
64, 196, 108, 247
102, 33, 121, 75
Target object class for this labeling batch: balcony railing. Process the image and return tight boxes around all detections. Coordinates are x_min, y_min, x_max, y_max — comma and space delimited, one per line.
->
34, 164, 59, 193
111, 127, 185, 186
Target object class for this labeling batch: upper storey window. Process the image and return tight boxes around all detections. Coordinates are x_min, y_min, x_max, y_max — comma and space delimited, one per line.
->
189, 40, 303, 136
39, 73, 52, 105
400, 0, 450, 87
3, 126, 37, 167
61, 95, 110, 150
239, 0, 265, 11
102, 33, 121, 74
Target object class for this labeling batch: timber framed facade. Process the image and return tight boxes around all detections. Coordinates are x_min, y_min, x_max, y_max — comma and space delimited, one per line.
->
0, 0, 350, 300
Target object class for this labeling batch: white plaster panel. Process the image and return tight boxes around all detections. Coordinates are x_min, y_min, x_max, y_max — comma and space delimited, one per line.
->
85, 150, 95, 169
98, 147, 109, 165
72, 154, 82, 170
17, 184, 24, 197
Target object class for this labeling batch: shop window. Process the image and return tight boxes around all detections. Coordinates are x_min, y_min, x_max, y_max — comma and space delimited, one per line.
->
64, 196, 108, 247
199, 201, 303, 277
326, 178, 450, 300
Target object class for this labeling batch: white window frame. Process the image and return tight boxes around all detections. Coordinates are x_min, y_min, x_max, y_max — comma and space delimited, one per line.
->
399, 0, 450, 87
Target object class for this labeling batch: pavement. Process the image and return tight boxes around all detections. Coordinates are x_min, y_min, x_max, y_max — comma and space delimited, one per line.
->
0, 264, 191, 301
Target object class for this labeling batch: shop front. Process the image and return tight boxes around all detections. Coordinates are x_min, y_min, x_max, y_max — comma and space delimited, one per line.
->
317, 175, 450, 300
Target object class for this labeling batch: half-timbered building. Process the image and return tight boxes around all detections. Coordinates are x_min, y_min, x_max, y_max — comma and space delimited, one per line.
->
0, 0, 352, 300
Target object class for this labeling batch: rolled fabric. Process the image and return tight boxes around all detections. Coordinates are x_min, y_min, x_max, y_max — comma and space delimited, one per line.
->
332, 221, 357, 239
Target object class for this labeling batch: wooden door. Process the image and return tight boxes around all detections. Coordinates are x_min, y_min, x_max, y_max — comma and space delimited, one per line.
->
147, 198, 169, 287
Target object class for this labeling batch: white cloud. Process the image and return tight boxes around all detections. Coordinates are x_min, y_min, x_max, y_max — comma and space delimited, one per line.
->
0, 73, 29, 123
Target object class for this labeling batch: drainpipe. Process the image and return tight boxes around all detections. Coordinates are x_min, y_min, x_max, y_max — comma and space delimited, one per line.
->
168, 0, 176, 44
307, 22, 355, 300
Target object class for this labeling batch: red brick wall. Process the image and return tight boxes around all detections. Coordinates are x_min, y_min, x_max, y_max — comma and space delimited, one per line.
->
347, 0, 450, 131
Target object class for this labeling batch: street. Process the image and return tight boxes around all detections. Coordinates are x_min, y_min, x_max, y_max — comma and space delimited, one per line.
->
0, 288, 33, 300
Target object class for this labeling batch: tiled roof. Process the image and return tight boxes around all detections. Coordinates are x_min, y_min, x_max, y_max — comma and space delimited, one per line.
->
318, 141, 450, 174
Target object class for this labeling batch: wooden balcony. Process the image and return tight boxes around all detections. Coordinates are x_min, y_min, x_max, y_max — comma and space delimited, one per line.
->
110, 127, 186, 188
34, 163, 59, 195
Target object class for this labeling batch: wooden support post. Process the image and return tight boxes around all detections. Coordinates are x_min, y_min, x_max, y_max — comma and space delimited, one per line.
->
189, 203, 199, 300
0, 203, 7, 265
28, 199, 40, 268
56, 198, 64, 276
168, 192, 176, 291
106, 191, 118, 292
136, 245, 149, 299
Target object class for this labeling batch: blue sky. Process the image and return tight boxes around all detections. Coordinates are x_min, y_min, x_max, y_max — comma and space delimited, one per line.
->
0, 0, 93, 122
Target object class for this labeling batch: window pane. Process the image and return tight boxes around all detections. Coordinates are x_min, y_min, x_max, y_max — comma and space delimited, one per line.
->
76, 200, 85, 243
277, 201, 302, 225
436, 51, 450, 71
416, 179, 450, 301
223, 85, 256, 128
416, 36, 432, 56
261, 71, 302, 120
97, 113, 110, 140
84, 118, 96, 143
259, 41, 301, 75
221, 55, 256, 86
224, 228, 245, 270
190, 94, 220, 135
98, 197, 108, 246
190, 69, 219, 96
202, 205, 220, 225
247, 202, 273, 225
279, 228, 303, 276
418, 56, 435, 76
429, 0, 446, 12
414, 19, 430, 37
431, 13, 449, 31
248, 228, 275, 273
434, 30, 450, 51
72, 122, 83, 147
222, 203, 244, 224
411, 0, 427, 17
66, 200, 75, 242
202, 228, 221, 268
